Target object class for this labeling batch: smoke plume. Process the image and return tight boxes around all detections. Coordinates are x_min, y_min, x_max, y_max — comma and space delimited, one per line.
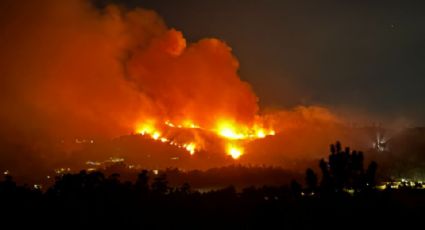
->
0, 0, 364, 179
0, 0, 260, 141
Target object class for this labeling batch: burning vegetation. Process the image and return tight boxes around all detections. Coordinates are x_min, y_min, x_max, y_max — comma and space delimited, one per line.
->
134, 119, 275, 159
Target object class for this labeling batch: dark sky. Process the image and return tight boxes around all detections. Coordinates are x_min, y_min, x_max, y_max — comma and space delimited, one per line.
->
99, 0, 425, 125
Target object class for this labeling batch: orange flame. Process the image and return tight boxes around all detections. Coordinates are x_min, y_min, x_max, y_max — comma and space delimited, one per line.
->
226, 143, 244, 159
134, 118, 275, 159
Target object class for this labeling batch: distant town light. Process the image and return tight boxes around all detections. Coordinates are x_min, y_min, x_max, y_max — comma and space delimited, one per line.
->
33, 184, 42, 190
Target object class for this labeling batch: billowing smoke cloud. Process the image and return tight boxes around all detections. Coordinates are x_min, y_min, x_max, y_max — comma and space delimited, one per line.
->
0, 0, 258, 142
0, 0, 372, 180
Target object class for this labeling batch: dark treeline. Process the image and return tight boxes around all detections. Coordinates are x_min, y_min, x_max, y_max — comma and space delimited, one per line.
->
101, 164, 303, 190
0, 142, 424, 229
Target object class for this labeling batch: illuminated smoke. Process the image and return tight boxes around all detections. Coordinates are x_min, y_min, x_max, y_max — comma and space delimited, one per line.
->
0, 0, 359, 172
0, 0, 276, 159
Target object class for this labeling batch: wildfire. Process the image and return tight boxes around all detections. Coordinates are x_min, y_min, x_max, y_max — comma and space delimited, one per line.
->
136, 121, 156, 135
216, 120, 275, 140
135, 118, 275, 159
183, 143, 197, 155
226, 144, 244, 159
218, 126, 245, 140
151, 132, 161, 140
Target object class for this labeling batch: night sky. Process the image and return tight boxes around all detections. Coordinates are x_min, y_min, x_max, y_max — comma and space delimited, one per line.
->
99, 0, 425, 125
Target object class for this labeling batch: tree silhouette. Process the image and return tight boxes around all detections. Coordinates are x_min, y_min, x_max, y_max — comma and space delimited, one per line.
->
305, 168, 318, 193
0, 151, 417, 229
135, 170, 149, 193
151, 174, 169, 195
305, 141, 378, 195
180, 182, 191, 195
291, 180, 302, 197
365, 161, 378, 189
319, 158, 332, 191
